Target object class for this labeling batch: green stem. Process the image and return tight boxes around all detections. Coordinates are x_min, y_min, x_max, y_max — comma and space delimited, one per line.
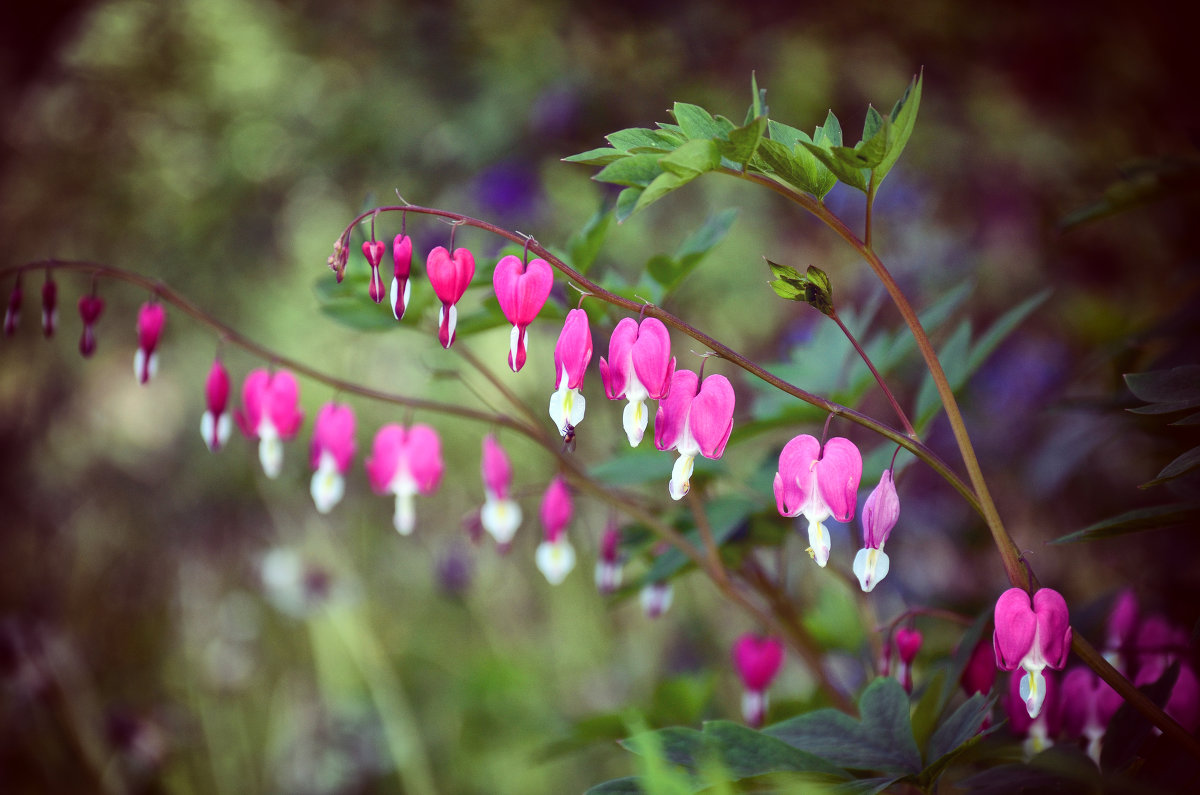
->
828, 306, 916, 438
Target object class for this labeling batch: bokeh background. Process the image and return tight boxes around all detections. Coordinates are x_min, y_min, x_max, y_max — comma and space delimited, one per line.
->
2, 0, 1198, 792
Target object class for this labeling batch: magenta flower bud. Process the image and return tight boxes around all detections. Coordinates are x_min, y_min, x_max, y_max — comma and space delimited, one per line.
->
600, 317, 676, 447
426, 245, 476, 348
77, 294, 105, 357
894, 626, 922, 693
41, 276, 57, 338
733, 634, 785, 728
595, 524, 624, 595
235, 369, 305, 478
535, 476, 575, 584
1061, 666, 1122, 763
365, 423, 443, 535
309, 403, 356, 514
653, 369, 735, 501
993, 587, 1072, 720
773, 435, 861, 567
961, 637, 997, 697
493, 255, 553, 373
200, 358, 232, 452
362, 240, 387, 304
548, 308, 593, 437
391, 234, 413, 320
4, 280, 21, 337
480, 434, 522, 547
133, 302, 166, 385
853, 469, 899, 591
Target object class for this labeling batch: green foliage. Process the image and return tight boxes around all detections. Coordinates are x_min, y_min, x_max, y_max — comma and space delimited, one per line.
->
767, 262, 836, 315
1059, 153, 1200, 228
1051, 502, 1200, 544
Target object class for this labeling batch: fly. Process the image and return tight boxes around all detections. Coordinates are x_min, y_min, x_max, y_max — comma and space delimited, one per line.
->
561, 421, 577, 453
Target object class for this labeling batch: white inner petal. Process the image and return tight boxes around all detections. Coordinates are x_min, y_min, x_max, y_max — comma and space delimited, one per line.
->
310, 453, 345, 514
622, 399, 648, 447
669, 453, 695, 500
481, 496, 522, 545
806, 519, 831, 567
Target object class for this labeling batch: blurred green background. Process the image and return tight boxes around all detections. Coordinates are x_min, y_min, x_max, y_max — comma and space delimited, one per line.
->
2, 0, 1198, 792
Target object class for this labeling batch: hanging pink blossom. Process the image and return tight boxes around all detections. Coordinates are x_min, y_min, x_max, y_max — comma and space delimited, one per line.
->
535, 476, 575, 584
653, 369, 735, 500
235, 369, 305, 478
4, 279, 21, 337
594, 523, 623, 595
853, 469, 899, 591
78, 293, 105, 358
894, 626, 922, 693
365, 423, 444, 535
773, 434, 862, 567
426, 245, 475, 348
548, 308, 593, 437
362, 240, 387, 304
493, 255, 553, 372
200, 358, 233, 452
480, 434, 522, 547
600, 317, 675, 447
733, 634, 785, 728
133, 302, 166, 385
309, 403, 356, 514
41, 275, 57, 338
391, 234, 413, 320
993, 587, 1072, 720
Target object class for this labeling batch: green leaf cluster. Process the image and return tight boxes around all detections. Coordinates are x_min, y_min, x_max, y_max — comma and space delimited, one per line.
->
565, 72, 923, 219
767, 261, 834, 315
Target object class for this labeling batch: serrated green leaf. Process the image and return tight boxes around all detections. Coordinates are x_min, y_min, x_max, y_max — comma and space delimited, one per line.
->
565, 205, 613, 274
563, 147, 628, 166
1050, 502, 1200, 544
1125, 365, 1200, 403
673, 102, 732, 140
1142, 445, 1200, 487
800, 140, 868, 192
595, 153, 666, 188
660, 138, 721, 178
756, 138, 830, 197
615, 187, 644, 223
765, 678, 923, 775
607, 127, 683, 152
718, 115, 767, 168
875, 71, 923, 187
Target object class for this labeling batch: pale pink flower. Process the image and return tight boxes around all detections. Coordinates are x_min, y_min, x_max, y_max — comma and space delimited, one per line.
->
365, 423, 443, 535
235, 369, 305, 478
600, 317, 675, 447
773, 435, 862, 567
653, 369, 734, 500
852, 469, 899, 591
309, 403, 356, 513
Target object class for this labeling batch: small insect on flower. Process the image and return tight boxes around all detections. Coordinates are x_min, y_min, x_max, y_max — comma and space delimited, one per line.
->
561, 421, 576, 453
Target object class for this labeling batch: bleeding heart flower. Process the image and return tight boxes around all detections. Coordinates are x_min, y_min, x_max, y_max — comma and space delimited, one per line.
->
200, 358, 233, 452
594, 523, 623, 595
309, 403, 356, 514
894, 626, 922, 693
733, 634, 785, 727
773, 435, 862, 567
363, 240, 387, 304
1060, 665, 1122, 764
493, 255, 553, 372
853, 469, 899, 591
391, 234, 413, 320
78, 293, 105, 358
654, 369, 735, 500
133, 302, 166, 385
480, 434, 522, 548
235, 369, 305, 478
535, 476, 575, 584
41, 275, 57, 338
365, 423, 444, 535
600, 317, 676, 447
548, 309, 593, 438
426, 245, 475, 348
993, 587, 1072, 720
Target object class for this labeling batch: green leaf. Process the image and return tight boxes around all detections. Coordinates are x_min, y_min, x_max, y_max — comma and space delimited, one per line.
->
607, 127, 684, 152
909, 608, 991, 751
874, 71, 923, 187
1051, 502, 1200, 544
765, 678, 923, 775
659, 139, 721, 178
1142, 445, 1200, 487
835, 777, 905, 795
633, 170, 696, 216
800, 140, 868, 192
564, 147, 628, 166
585, 777, 646, 795
615, 187, 644, 223
914, 319, 971, 428
1125, 365, 1200, 403
718, 115, 767, 169
756, 138, 830, 197
965, 288, 1052, 373
863, 105, 885, 143
815, 110, 843, 147
643, 495, 756, 583
672, 102, 733, 140
747, 72, 767, 123
565, 205, 613, 274
923, 694, 995, 775
313, 271, 408, 332
804, 265, 834, 315
595, 153, 666, 188
766, 260, 808, 302
675, 208, 738, 270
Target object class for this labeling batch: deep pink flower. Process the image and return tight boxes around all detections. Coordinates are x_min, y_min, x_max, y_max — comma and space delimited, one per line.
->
1061, 666, 1123, 763
362, 240, 387, 304
41, 276, 57, 338
961, 637, 998, 697
4, 279, 20, 337
78, 294, 105, 358
235, 369, 305, 478
1132, 615, 1200, 733
1104, 588, 1139, 673
309, 403, 356, 514
365, 423, 444, 535
133, 302, 166, 385
993, 587, 1072, 720
493, 255, 553, 372
773, 435, 862, 567
653, 369, 735, 500
600, 317, 676, 447
733, 634, 785, 727
595, 523, 623, 595
426, 245, 476, 348
535, 476, 575, 584
895, 626, 922, 693
853, 469, 899, 591
480, 434, 522, 547
391, 234, 413, 320
200, 358, 232, 452
548, 309, 593, 437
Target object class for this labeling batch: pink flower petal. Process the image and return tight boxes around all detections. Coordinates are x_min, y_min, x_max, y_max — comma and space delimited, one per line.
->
689, 374, 735, 459
815, 437, 862, 523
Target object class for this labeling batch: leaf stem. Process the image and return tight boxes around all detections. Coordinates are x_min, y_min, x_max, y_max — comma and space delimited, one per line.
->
828, 306, 916, 438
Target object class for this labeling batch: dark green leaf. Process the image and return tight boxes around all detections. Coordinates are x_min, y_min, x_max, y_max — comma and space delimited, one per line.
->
1142, 445, 1200, 487
659, 139, 721, 178
765, 678, 923, 774
1125, 365, 1200, 403
862, 105, 885, 144
910, 608, 991, 751
1051, 502, 1200, 544
1127, 398, 1200, 415
965, 289, 1052, 373
565, 205, 613, 274
875, 71, 923, 187
584, 777, 645, 795
615, 187, 644, 223
564, 147, 628, 166
960, 746, 1101, 795
595, 153, 666, 188
804, 265, 834, 315
672, 102, 733, 140
924, 693, 994, 771
835, 777, 905, 795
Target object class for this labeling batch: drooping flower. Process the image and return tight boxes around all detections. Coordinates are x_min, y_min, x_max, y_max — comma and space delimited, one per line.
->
200, 358, 233, 452
773, 435, 862, 567
853, 469, 899, 591
4, 278, 21, 337
960, 636, 998, 697
493, 254, 553, 372
594, 523, 623, 595
639, 581, 674, 619
391, 234, 413, 320
235, 369, 305, 478
1133, 615, 1200, 733
41, 275, 57, 338
78, 293, 105, 358
548, 308, 593, 437
894, 626, 922, 693
362, 240, 387, 304
480, 434, 522, 548
426, 245, 476, 348
1060, 666, 1122, 764
653, 369, 735, 500
600, 317, 676, 447
993, 587, 1072, 720
133, 302, 166, 385
309, 403, 356, 514
535, 476, 575, 584
365, 423, 444, 535
733, 634, 785, 728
